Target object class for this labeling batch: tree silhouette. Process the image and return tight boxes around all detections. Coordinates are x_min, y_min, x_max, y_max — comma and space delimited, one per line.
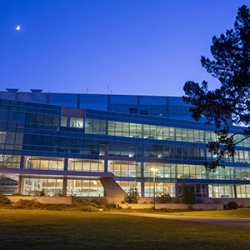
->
183, 5, 250, 171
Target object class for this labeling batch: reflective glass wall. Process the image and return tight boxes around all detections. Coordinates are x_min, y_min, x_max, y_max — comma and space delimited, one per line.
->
67, 180, 104, 197
22, 178, 63, 196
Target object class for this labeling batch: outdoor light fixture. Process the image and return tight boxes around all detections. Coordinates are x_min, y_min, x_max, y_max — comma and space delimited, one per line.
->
150, 167, 158, 210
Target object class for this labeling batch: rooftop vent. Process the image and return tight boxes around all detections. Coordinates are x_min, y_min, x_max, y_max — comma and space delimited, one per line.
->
30, 89, 43, 93
6, 88, 19, 92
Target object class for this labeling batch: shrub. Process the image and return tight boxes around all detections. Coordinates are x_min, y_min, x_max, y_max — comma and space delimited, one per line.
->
124, 186, 140, 204
13, 199, 42, 209
224, 201, 239, 210
39, 189, 46, 196
0, 194, 11, 204
81, 205, 99, 212
104, 203, 117, 210
98, 204, 107, 211
78, 200, 110, 212
158, 193, 172, 203
55, 189, 63, 197
179, 183, 195, 205
80, 200, 98, 207
72, 197, 83, 204
41, 204, 71, 211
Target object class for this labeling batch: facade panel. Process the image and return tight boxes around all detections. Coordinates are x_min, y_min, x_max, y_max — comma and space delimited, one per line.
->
0, 90, 250, 201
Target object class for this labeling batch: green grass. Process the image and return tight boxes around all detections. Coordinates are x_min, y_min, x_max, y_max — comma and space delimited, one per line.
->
164, 208, 250, 218
108, 207, 250, 218
1, 209, 250, 250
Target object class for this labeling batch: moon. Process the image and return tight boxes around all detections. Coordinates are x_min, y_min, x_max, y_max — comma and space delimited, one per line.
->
16, 25, 20, 31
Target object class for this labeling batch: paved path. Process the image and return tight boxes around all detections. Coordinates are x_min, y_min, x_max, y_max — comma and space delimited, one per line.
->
108, 212, 250, 228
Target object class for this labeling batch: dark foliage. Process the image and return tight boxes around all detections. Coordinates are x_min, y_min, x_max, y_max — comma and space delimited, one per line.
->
183, 5, 250, 171
158, 193, 172, 203
124, 186, 140, 204
224, 201, 239, 210
0, 194, 11, 204
13, 199, 42, 209
178, 183, 195, 205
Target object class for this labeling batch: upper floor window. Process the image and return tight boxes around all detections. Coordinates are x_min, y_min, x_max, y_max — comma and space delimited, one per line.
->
61, 116, 84, 128
70, 117, 83, 128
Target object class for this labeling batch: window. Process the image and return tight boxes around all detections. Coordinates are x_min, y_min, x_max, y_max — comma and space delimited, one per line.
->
70, 117, 83, 128
61, 116, 67, 126
129, 107, 137, 114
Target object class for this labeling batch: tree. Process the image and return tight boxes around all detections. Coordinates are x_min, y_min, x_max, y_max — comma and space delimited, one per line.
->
178, 183, 195, 206
124, 186, 140, 204
183, 5, 250, 172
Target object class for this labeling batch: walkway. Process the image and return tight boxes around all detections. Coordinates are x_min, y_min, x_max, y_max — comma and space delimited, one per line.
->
108, 212, 250, 228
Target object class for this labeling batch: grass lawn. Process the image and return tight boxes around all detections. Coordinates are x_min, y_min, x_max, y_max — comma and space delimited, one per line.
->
164, 208, 250, 218
131, 207, 250, 218
109, 207, 250, 218
1, 209, 250, 250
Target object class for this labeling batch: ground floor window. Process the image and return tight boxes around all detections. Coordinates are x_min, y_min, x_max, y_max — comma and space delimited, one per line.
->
208, 184, 235, 198
194, 184, 207, 197
22, 178, 104, 197
22, 178, 63, 196
144, 182, 175, 198
67, 179, 104, 197
236, 185, 250, 198
116, 181, 141, 196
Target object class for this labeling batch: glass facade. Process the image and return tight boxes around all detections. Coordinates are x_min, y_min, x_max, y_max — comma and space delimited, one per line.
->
67, 179, 104, 197
0, 91, 250, 200
22, 178, 63, 196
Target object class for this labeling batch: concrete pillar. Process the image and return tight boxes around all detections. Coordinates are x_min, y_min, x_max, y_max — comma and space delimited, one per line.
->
141, 181, 144, 198
104, 146, 108, 172
175, 182, 179, 197
67, 117, 70, 127
62, 177, 67, 196
140, 163, 145, 197
20, 156, 25, 169
233, 184, 237, 198
64, 158, 68, 171
18, 176, 23, 194
205, 184, 209, 197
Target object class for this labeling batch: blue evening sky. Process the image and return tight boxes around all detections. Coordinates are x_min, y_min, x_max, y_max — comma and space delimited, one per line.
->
0, 0, 247, 96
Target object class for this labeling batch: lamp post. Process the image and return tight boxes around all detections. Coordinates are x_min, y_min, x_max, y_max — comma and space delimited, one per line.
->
150, 167, 158, 210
